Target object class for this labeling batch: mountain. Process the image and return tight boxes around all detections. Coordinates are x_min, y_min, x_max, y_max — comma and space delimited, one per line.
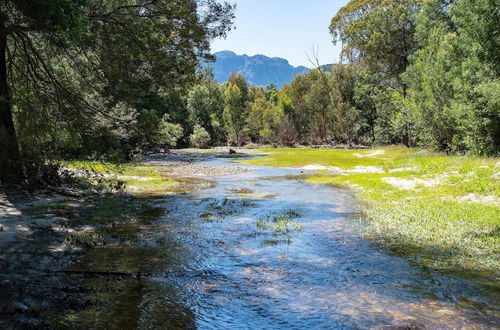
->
206, 51, 310, 89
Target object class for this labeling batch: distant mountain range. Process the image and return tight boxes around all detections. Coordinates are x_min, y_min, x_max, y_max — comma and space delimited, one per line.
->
205, 51, 310, 89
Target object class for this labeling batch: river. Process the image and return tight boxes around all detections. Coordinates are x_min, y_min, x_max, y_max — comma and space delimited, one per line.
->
57, 152, 499, 329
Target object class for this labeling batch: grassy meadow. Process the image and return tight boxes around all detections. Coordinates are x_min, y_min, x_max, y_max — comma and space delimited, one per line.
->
242, 147, 500, 273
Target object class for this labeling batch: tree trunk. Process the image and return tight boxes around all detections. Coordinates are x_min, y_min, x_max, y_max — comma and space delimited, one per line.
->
0, 23, 22, 183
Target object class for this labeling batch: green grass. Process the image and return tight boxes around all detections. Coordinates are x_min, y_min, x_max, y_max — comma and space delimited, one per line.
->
30, 201, 75, 217
65, 161, 212, 195
66, 161, 164, 178
241, 147, 500, 273
65, 160, 126, 174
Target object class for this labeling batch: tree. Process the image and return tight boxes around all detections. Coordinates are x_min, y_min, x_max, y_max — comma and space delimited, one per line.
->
330, 0, 420, 93
189, 124, 211, 148
329, 64, 362, 146
286, 70, 335, 144
158, 115, 184, 148
403, 0, 499, 154
223, 83, 247, 145
0, 0, 235, 182
0, 0, 87, 182
227, 72, 249, 104
186, 75, 224, 144
247, 91, 284, 143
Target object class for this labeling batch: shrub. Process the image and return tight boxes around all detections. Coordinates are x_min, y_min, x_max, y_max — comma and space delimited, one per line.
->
189, 125, 211, 148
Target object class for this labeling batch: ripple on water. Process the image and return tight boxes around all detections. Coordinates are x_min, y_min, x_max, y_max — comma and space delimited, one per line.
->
54, 152, 500, 328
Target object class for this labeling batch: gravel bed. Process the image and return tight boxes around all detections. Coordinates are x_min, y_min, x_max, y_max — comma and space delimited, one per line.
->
143, 150, 251, 177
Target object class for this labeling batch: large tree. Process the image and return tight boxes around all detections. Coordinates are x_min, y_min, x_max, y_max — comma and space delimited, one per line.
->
330, 0, 420, 93
0, 0, 88, 182
186, 70, 224, 143
222, 83, 246, 145
0, 0, 234, 182
404, 0, 499, 154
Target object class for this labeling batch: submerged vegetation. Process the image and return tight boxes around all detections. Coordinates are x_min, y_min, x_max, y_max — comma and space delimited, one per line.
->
201, 197, 255, 221
247, 209, 303, 246
242, 147, 500, 272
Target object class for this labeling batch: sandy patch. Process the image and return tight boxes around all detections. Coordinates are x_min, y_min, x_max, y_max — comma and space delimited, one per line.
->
0, 193, 69, 247
347, 166, 385, 174
302, 165, 345, 174
303, 164, 328, 170
389, 167, 418, 173
302, 165, 384, 174
144, 152, 249, 177
157, 163, 248, 177
353, 150, 385, 158
456, 193, 500, 206
382, 177, 441, 190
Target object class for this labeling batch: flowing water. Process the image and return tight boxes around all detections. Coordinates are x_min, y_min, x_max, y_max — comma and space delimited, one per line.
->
59, 153, 500, 329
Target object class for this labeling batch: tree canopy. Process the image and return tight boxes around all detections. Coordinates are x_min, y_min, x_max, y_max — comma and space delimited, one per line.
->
0, 0, 234, 182
1, 0, 498, 184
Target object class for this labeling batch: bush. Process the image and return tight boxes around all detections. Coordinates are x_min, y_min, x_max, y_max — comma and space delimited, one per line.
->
158, 115, 184, 147
189, 125, 211, 148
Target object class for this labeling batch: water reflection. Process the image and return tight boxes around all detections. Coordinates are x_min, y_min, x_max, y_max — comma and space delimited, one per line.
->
54, 278, 195, 329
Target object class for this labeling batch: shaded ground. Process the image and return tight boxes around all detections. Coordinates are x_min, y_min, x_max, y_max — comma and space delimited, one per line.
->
0, 150, 250, 328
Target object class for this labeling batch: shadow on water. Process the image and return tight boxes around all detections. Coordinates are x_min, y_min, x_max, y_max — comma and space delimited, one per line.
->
48, 152, 500, 329
50, 278, 195, 329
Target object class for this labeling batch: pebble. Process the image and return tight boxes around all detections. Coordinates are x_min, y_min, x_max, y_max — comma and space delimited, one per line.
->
145, 160, 248, 177
12, 302, 29, 312
0, 279, 13, 289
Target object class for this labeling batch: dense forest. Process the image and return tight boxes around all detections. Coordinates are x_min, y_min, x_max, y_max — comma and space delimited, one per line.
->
0, 0, 498, 184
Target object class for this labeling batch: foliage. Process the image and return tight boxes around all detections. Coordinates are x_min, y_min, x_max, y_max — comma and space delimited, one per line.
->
189, 124, 211, 148
158, 116, 184, 148
275, 115, 298, 147
247, 87, 284, 143
403, 0, 499, 155
2, 0, 499, 184
222, 83, 247, 145
187, 70, 225, 144
330, 0, 420, 91
0, 0, 235, 181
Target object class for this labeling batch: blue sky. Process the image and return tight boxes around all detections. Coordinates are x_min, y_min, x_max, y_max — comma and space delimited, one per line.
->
211, 0, 349, 68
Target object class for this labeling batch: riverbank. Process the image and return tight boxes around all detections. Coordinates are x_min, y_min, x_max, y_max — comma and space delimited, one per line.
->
0, 150, 249, 328
240, 146, 500, 273
1, 148, 499, 328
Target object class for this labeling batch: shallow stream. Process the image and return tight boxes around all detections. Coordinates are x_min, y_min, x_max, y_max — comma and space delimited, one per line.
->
58, 153, 500, 329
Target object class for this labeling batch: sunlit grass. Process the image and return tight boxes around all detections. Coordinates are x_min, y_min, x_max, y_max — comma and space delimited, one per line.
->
65, 161, 212, 195
242, 147, 500, 272
65, 161, 163, 178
